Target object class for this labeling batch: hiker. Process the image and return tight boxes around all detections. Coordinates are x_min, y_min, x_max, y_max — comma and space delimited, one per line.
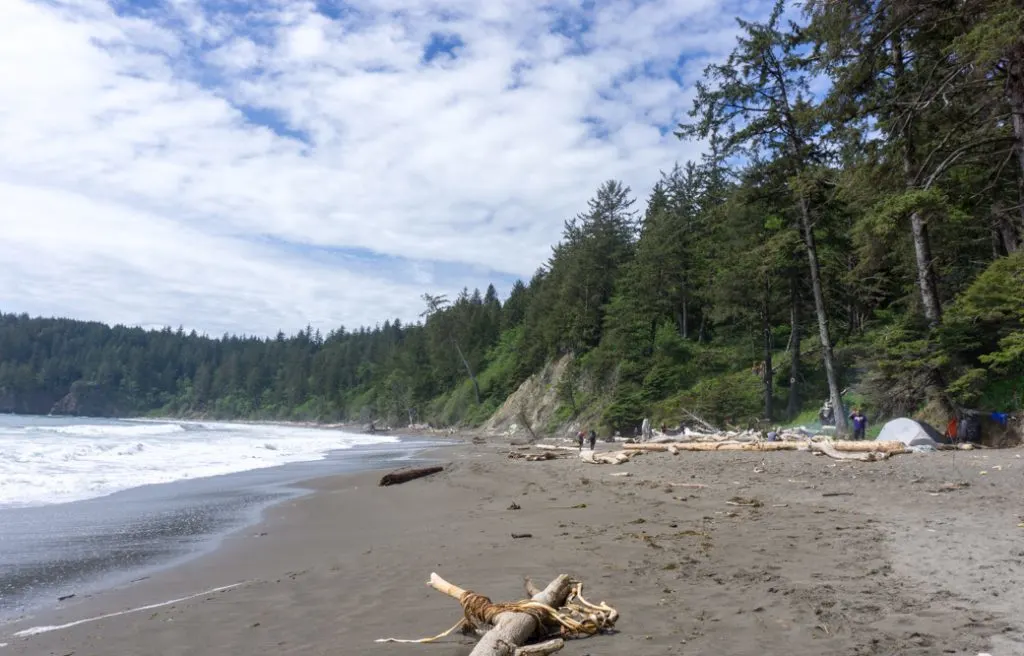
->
849, 408, 867, 440
577, 430, 585, 451
588, 429, 597, 450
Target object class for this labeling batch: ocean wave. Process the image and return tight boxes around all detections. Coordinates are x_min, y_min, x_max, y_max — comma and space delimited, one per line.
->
42, 423, 190, 438
0, 421, 399, 508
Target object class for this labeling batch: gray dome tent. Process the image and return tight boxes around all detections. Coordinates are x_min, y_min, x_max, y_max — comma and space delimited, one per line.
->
877, 418, 944, 447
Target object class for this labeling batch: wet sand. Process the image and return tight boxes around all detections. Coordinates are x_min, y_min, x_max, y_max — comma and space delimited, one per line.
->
2, 441, 1023, 655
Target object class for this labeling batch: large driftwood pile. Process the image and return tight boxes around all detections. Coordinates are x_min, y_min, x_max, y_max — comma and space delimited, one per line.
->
644, 426, 820, 444
376, 573, 618, 655
624, 440, 910, 454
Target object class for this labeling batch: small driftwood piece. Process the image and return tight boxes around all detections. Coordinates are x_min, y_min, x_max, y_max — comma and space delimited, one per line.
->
379, 466, 444, 486
376, 573, 618, 655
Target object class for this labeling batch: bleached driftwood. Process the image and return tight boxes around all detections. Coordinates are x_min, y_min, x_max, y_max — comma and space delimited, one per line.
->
581, 450, 633, 465
624, 441, 801, 452
624, 440, 909, 454
809, 441, 898, 461
513, 639, 565, 655
647, 434, 680, 444
826, 440, 908, 454
508, 451, 570, 462
377, 574, 617, 656
534, 445, 580, 452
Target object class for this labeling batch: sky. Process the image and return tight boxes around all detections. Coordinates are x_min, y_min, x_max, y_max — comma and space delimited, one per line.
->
0, 0, 776, 338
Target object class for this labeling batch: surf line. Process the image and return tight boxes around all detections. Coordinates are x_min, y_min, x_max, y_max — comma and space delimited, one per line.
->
13, 582, 251, 637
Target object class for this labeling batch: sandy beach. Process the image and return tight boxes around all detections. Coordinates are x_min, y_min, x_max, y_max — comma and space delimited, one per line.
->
3, 439, 1023, 656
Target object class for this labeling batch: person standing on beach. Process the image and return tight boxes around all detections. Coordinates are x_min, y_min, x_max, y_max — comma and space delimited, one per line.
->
577, 430, 585, 451
849, 408, 867, 440
588, 429, 597, 450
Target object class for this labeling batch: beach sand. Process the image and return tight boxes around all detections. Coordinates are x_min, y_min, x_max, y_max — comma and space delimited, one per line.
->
3, 440, 1023, 655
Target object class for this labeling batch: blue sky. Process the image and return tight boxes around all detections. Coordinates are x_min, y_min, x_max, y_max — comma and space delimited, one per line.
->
0, 0, 776, 337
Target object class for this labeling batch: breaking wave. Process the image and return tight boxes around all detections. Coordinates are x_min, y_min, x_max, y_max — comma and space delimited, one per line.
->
0, 418, 398, 508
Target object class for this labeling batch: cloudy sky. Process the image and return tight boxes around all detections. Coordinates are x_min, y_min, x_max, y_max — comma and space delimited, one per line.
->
0, 0, 774, 337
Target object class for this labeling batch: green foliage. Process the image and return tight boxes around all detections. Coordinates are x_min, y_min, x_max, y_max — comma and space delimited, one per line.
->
3, 1, 1024, 434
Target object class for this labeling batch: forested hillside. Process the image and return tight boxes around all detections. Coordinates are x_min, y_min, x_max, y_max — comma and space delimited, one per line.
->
2, 0, 1022, 433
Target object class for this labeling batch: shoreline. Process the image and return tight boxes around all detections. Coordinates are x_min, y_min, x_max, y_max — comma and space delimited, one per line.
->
2, 440, 1022, 655
0, 442, 470, 649
0, 431, 454, 626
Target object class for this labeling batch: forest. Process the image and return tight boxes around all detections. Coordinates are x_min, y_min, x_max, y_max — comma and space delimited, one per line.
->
1, 0, 1022, 434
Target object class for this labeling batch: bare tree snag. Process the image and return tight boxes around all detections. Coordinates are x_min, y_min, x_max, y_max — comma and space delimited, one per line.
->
379, 466, 444, 486
680, 408, 718, 432
516, 402, 539, 442
376, 574, 618, 655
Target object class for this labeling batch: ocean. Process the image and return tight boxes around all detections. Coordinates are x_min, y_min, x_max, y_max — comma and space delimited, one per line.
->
0, 415, 441, 620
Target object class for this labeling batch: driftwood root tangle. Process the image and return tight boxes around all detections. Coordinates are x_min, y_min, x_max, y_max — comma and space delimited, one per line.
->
376, 573, 618, 656
378, 466, 444, 486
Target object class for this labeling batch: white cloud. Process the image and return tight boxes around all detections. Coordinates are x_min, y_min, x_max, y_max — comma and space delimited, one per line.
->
0, 0, 773, 336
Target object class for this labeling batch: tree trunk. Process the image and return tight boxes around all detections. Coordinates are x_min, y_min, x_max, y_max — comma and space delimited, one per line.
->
910, 211, 943, 325
762, 278, 773, 421
1008, 44, 1024, 219
797, 196, 848, 435
1006, 44, 1024, 237
681, 279, 689, 340
894, 33, 943, 326
787, 273, 801, 420
453, 339, 481, 404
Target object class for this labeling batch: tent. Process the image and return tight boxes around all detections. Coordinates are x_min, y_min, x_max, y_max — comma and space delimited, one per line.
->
877, 418, 944, 447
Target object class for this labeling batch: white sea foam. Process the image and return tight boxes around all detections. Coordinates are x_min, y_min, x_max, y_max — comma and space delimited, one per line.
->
13, 582, 249, 636
0, 418, 398, 508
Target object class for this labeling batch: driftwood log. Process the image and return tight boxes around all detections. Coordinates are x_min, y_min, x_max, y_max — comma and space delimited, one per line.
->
377, 573, 618, 655
379, 466, 444, 486
581, 450, 633, 465
809, 441, 900, 461
826, 440, 908, 453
